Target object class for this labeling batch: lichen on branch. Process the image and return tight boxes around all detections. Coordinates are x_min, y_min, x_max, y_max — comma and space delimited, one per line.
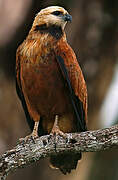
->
0, 124, 118, 180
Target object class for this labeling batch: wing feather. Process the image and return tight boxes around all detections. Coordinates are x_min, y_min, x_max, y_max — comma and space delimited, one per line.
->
16, 49, 35, 131
55, 41, 87, 131
56, 56, 86, 131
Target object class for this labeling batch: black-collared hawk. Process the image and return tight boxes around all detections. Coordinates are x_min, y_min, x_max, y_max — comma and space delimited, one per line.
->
16, 6, 88, 174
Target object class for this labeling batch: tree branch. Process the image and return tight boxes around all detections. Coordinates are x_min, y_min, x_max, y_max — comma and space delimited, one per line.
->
0, 124, 118, 180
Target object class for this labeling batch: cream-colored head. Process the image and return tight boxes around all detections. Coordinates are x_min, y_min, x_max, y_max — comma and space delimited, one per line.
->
33, 6, 72, 30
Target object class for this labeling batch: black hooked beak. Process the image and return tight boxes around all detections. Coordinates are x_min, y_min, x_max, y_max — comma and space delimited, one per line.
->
63, 13, 72, 22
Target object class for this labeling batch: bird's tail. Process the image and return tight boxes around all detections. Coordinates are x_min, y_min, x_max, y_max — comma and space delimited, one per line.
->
49, 152, 82, 175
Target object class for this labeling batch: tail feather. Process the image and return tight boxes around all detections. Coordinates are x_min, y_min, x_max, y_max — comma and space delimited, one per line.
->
50, 152, 82, 175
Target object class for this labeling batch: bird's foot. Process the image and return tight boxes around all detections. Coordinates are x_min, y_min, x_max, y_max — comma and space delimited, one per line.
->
50, 126, 66, 139
18, 121, 39, 143
50, 115, 67, 139
19, 133, 38, 143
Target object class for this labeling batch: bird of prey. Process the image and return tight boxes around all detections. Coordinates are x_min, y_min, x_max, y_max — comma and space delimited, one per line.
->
16, 6, 88, 174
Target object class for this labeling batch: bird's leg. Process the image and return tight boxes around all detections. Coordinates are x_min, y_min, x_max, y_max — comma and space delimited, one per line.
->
19, 121, 39, 142
50, 115, 66, 138
31, 121, 39, 137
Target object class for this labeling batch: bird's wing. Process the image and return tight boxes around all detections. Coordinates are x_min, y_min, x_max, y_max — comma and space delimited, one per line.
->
55, 42, 87, 131
16, 47, 35, 131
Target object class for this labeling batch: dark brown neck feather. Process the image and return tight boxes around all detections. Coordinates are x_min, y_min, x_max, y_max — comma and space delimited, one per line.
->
34, 24, 63, 39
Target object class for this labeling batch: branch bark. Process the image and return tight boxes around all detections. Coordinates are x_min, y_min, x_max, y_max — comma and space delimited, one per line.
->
0, 124, 118, 180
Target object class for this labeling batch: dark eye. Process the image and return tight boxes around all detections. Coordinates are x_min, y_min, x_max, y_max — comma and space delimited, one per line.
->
52, 11, 63, 16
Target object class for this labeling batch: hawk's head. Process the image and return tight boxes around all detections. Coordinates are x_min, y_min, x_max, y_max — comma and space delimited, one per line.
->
33, 6, 72, 30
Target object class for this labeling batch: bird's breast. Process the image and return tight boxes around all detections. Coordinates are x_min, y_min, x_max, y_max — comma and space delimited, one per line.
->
21, 55, 72, 117
21, 55, 78, 133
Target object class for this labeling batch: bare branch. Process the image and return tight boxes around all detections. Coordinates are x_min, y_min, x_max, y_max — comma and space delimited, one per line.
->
0, 124, 118, 180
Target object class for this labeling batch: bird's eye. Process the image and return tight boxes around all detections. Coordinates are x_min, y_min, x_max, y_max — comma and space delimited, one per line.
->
52, 11, 63, 16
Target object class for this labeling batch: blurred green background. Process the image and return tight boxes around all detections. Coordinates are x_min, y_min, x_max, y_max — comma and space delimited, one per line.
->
0, 0, 118, 180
